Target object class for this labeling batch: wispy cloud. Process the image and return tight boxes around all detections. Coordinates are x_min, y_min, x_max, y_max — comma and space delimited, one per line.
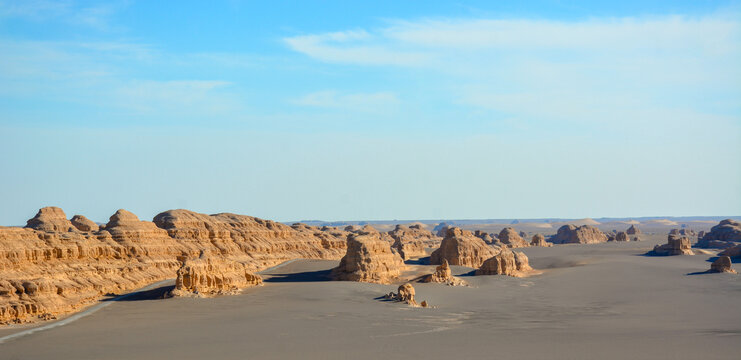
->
0, 0, 125, 30
293, 90, 399, 111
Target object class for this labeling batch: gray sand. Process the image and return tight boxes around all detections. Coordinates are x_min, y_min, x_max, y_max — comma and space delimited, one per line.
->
1, 234, 739, 359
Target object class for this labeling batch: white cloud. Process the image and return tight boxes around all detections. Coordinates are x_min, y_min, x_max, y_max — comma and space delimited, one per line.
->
293, 90, 399, 111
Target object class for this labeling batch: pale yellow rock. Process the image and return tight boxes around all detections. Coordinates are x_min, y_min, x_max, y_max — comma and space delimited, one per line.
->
709, 256, 736, 274
170, 252, 263, 297
530, 233, 552, 247
430, 227, 496, 268
476, 249, 536, 277
650, 235, 694, 256
498, 227, 529, 248
420, 259, 467, 286
332, 232, 405, 284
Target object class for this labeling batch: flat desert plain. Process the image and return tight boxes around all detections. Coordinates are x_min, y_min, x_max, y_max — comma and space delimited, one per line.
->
0, 232, 739, 360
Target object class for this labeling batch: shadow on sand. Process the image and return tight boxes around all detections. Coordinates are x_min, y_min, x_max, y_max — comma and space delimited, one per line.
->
102, 284, 175, 302
404, 256, 430, 265
264, 269, 332, 283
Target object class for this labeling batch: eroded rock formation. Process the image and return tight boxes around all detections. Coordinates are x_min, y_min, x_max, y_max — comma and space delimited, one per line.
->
25, 207, 74, 232
709, 256, 737, 274
530, 233, 552, 247
626, 225, 641, 235
170, 252, 263, 297
550, 224, 608, 244
389, 224, 435, 260
475, 249, 535, 277
697, 219, 741, 249
383, 283, 428, 307
332, 232, 405, 284
70, 215, 98, 232
430, 227, 496, 268
648, 235, 694, 256
498, 227, 528, 248
614, 231, 629, 242
420, 259, 467, 286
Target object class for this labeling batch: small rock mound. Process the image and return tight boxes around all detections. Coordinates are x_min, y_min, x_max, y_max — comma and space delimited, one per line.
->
383, 283, 428, 307
430, 227, 496, 268
530, 233, 552, 247
709, 256, 737, 274
70, 215, 98, 232
614, 231, 629, 242
332, 232, 405, 284
420, 259, 467, 286
626, 225, 641, 235
498, 227, 528, 248
475, 249, 535, 277
648, 235, 694, 256
25, 207, 73, 232
170, 253, 263, 297
550, 224, 608, 244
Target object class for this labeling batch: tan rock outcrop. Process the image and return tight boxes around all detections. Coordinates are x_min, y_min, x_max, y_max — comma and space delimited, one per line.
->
498, 227, 528, 248
626, 225, 641, 235
332, 232, 405, 284
430, 227, 496, 268
709, 256, 736, 274
1, 207, 348, 325
649, 235, 694, 256
615, 231, 629, 242
70, 215, 99, 232
389, 224, 433, 260
420, 259, 467, 286
530, 233, 552, 247
719, 244, 741, 258
383, 283, 428, 307
25, 207, 73, 232
550, 224, 608, 244
170, 252, 263, 297
697, 219, 741, 249
475, 249, 535, 277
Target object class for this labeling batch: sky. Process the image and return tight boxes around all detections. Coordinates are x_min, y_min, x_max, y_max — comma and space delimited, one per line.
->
1, 0, 740, 225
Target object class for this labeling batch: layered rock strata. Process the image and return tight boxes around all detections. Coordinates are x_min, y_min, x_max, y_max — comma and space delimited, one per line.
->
498, 227, 528, 248
697, 219, 741, 249
550, 224, 608, 244
648, 235, 694, 256
170, 252, 263, 296
389, 224, 434, 260
430, 227, 496, 268
476, 249, 535, 277
332, 232, 405, 284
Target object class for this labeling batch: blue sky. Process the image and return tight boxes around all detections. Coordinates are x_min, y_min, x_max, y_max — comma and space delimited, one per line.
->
1, 0, 740, 225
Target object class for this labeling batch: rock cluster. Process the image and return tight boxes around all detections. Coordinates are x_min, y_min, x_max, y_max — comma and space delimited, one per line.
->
430, 227, 496, 268
383, 283, 428, 307
475, 249, 535, 277
649, 235, 694, 256
530, 233, 552, 247
498, 227, 529, 248
389, 224, 435, 260
332, 232, 405, 284
696, 219, 741, 249
1, 207, 352, 324
709, 256, 737, 274
550, 224, 608, 244
170, 252, 263, 297
420, 259, 467, 286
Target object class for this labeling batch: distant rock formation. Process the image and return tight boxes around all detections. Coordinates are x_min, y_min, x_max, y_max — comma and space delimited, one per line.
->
615, 231, 629, 242
719, 245, 741, 258
384, 283, 428, 307
70, 215, 98, 232
709, 256, 737, 274
25, 207, 73, 232
170, 252, 263, 297
626, 225, 641, 235
1, 207, 348, 325
696, 219, 741, 249
530, 233, 552, 247
475, 249, 535, 277
498, 227, 528, 248
430, 227, 496, 268
474, 230, 493, 244
332, 232, 405, 284
389, 224, 433, 260
550, 224, 608, 244
420, 259, 467, 286
648, 235, 694, 256
679, 229, 695, 236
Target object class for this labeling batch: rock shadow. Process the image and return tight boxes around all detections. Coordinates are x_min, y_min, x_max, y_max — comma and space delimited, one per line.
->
103, 284, 175, 301
704, 256, 740, 263
404, 256, 430, 265
264, 269, 332, 283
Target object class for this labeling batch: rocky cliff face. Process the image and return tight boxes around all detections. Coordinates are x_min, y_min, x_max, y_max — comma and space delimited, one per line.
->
648, 235, 694, 256
389, 224, 434, 260
170, 252, 263, 297
332, 231, 405, 284
498, 227, 528, 248
697, 219, 741, 249
0, 207, 350, 325
476, 249, 534, 277
530, 233, 552, 247
430, 227, 496, 268
549, 224, 608, 244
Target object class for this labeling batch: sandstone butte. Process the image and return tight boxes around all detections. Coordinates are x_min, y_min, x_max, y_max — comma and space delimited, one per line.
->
549, 224, 608, 244
498, 227, 529, 248
419, 259, 467, 286
430, 227, 497, 268
696, 219, 741, 249
626, 224, 641, 235
648, 234, 694, 256
475, 249, 536, 277
389, 224, 437, 260
614, 231, 630, 242
530, 233, 552, 247
709, 256, 737, 274
332, 231, 406, 284
169, 251, 263, 297
0, 207, 350, 325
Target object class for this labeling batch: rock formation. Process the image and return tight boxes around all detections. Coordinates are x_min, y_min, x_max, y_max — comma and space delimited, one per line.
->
709, 256, 737, 274
474, 230, 493, 244
1, 207, 349, 324
530, 233, 552, 247
615, 231, 629, 242
497, 227, 528, 248
389, 224, 435, 260
648, 235, 694, 256
626, 225, 641, 235
383, 283, 428, 307
430, 227, 496, 268
332, 232, 405, 284
420, 259, 466, 286
696, 219, 741, 249
170, 252, 263, 297
70, 215, 99, 232
475, 249, 535, 277
550, 224, 608, 244
719, 245, 741, 258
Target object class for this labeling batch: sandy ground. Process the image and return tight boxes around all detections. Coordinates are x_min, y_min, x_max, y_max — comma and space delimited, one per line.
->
1, 234, 739, 359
